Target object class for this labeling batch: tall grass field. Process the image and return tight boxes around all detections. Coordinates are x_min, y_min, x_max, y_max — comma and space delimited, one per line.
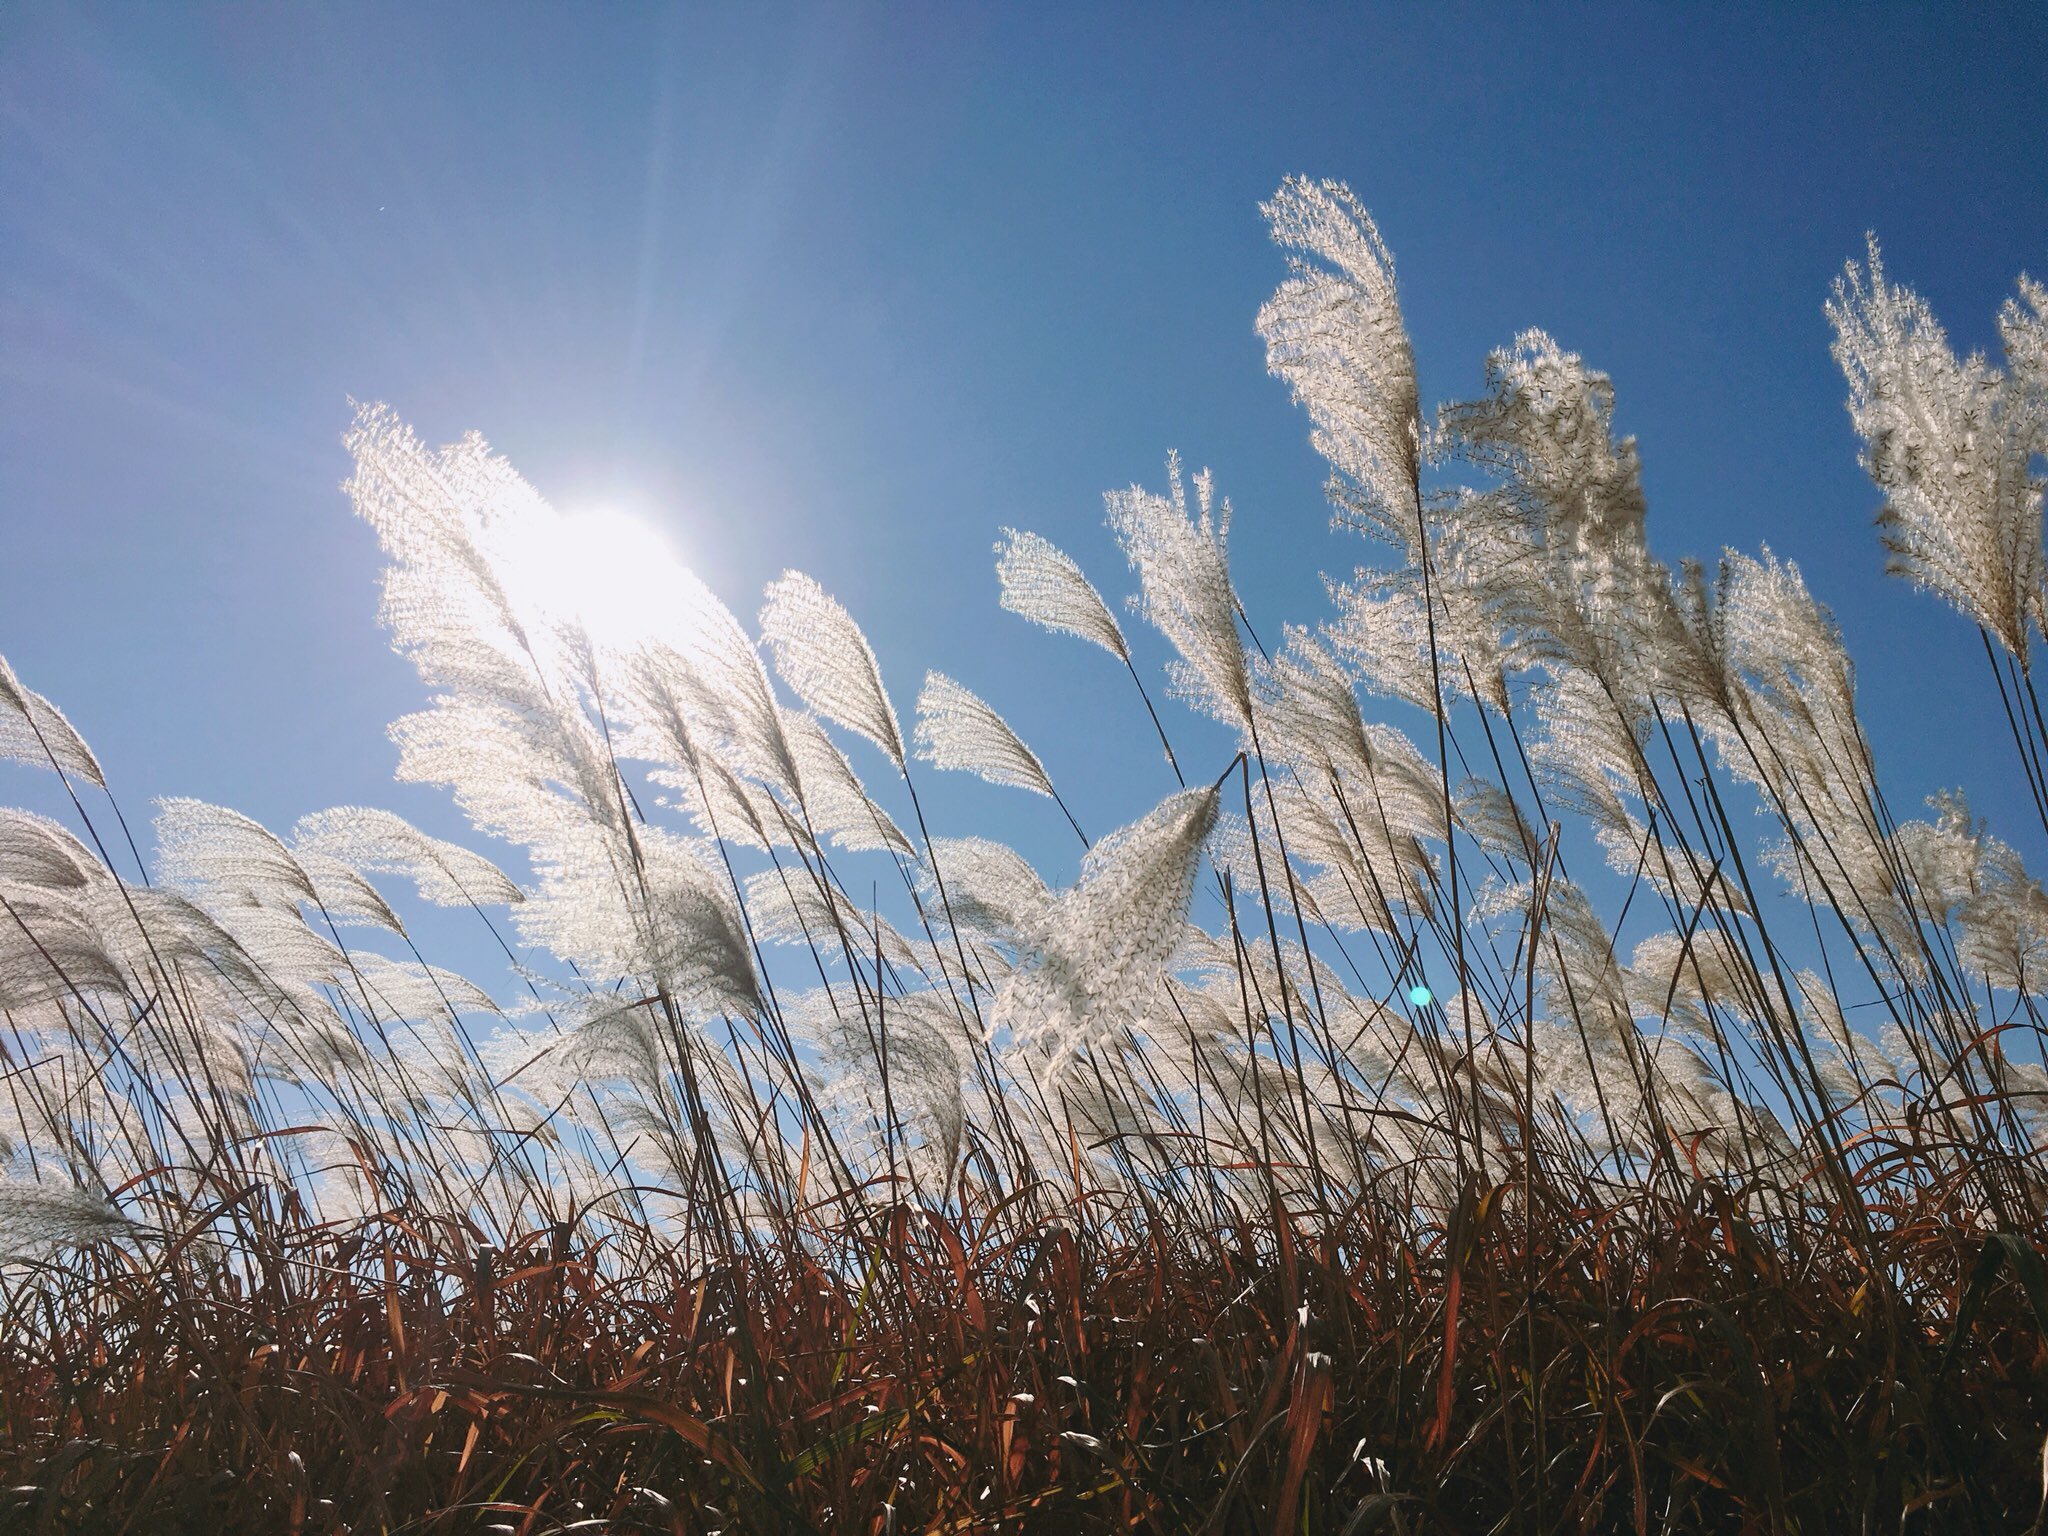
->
5, 179, 2048, 1532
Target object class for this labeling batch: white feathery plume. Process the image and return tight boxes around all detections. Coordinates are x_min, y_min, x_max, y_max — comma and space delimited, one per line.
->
1255, 627, 1373, 777
161, 799, 404, 941
1829, 241, 2046, 661
1453, 778, 1542, 868
1270, 800, 1402, 934
1956, 849, 2048, 995
1916, 796, 2048, 995
534, 998, 670, 1090
1626, 929, 1757, 1050
155, 798, 318, 913
1353, 720, 1454, 847
294, 851, 407, 935
1709, 550, 1918, 955
617, 644, 797, 852
1106, 456, 1253, 731
1794, 968, 1899, 1090
991, 785, 1220, 1078
344, 406, 567, 696
293, 806, 524, 908
1257, 176, 1421, 550
0, 883, 127, 1010
1434, 332, 1683, 706
614, 827, 765, 1021
622, 587, 800, 799
0, 1176, 134, 1262
348, 951, 500, 1022
1527, 669, 1649, 815
650, 751, 786, 852
1247, 630, 1441, 923
387, 696, 636, 945
1476, 875, 1636, 1059
1323, 568, 1462, 713
0, 654, 105, 787
994, 529, 1130, 660
922, 836, 1051, 945
348, 409, 715, 1022
914, 672, 1057, 798
1205, 808, 1310, 927
217, 904, 348, 999
1258, 627, 1443, 836
742, 866, 926, 977
797, 984, 971, 1188
1891, 791, 1990, 926
0, 809, 104, 892
2004, 274, 2048, 395
780, 711, 913, 856
759, 572, 905, 770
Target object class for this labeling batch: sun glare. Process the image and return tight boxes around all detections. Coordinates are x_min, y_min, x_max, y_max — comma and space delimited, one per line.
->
493, 504, 693, 651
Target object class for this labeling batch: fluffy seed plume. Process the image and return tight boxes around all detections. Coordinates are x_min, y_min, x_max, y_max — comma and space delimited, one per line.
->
1106, 456, 1253, 732
759, 572, 905, 770
1258, 175, 1421, 549
0, 654, 104, 787
0, 1177, 134, 1262
994, 529, 1130, 660
914, 673, 1056, 798
1830, 239, 2047, 662
993, 784, 1220, 1075
293, 806, 524, 908
156, 798, 318, 912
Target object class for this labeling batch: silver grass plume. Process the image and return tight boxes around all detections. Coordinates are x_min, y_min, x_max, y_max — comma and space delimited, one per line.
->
742, 866, 927, 977
293, 806, 524, 908
1830, 240, 2047, 661
1453, 778, 1542, 868
1254, 626, 1449, 859
619, 579, 801, 798
922, 837, 1051, 946
0, 883, 129, 1010
344, 406, 564, 694
156, 798, 318, 913
994, 528, 1130, 660
0, 1175, 134, 1263
1324, 568, 1480, 712
1899, 791, 2048, 994
158, 799, 403, 941
345, 412, 672, 1008
0, 654, 104, 787
1435, 332, 1687, 708
914, 672, 1057, 798
1258, 176, 1422, 550
1795, 968, 1900, 1088
1474, 875, 1636, 1059
1710, 550, 1913, 951
0, 809, 104, 892
780, 711, 913, 856
1106, 456, 1253, 731
794, 984, 971, 1190
649, 751, 785, 853
759, 572, 906, 771
992, 785, 1220, 1080
349, 951, 500, 1022
594, 827, 765, 1020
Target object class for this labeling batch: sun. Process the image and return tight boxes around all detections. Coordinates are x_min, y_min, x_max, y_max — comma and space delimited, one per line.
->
490, 503, 695, 651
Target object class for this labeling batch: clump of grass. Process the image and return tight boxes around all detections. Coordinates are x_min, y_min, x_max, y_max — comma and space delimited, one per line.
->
6, 1169, 2045, 1530
3, 177, 2048, 1531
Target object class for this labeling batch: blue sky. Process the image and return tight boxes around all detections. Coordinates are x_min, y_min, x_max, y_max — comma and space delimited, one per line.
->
3, 4, 2045, 933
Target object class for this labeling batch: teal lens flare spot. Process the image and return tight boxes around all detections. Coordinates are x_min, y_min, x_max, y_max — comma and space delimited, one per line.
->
1407, 984, 1433, 1008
